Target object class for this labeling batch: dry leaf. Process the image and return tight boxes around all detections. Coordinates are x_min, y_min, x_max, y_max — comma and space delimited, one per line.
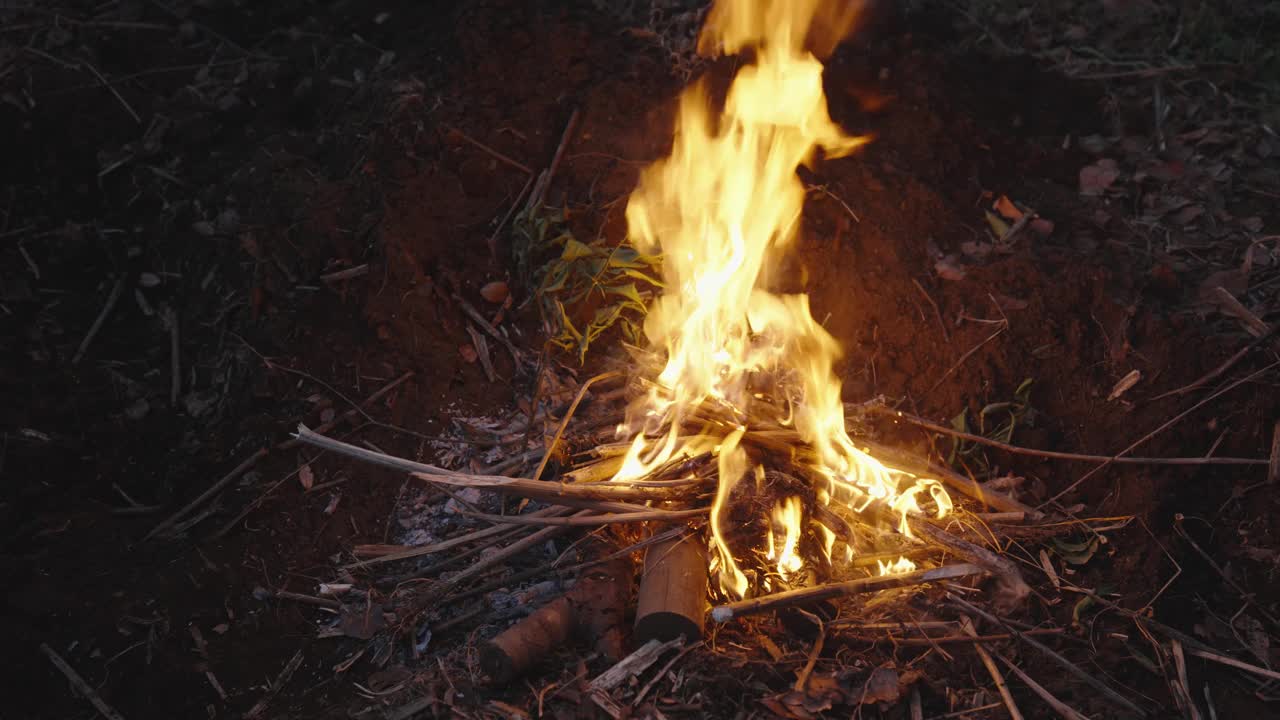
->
1079, 158, 1120, 196
299, 463, 314, 491
480, 280, 509, 303
1030, 218, 1055, 236
935, 257, 966, 281
459, 344, 478, 363
993, 195, 1024, 220
858, 667, 901, 704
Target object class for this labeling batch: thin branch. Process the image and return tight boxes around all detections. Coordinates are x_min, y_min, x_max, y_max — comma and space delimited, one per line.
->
864, 405, 1267, 466
1045, 361, 1280, 506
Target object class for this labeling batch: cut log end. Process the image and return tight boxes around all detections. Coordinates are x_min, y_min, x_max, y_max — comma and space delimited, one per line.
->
634, 531, 708, 644
635, 610, 703, 644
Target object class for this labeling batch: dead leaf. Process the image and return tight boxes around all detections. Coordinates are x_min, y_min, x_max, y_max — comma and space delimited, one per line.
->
858, 667, 901, 704
339, 603, 387, 640
459, 344, 478, 363
1198, 270, 1249, 303
480, 280, 509, 303
1079, 158, 1120, 196
1030, 218, 1055, 236
993, 195, 1024, 221
935, 257, 966, 281
299, 463, 314, 491
1171, 204, 1205, 226
212, 623, 229, 634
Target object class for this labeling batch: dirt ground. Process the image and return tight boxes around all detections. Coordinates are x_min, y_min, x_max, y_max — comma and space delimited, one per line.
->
3, 1, 1279, 718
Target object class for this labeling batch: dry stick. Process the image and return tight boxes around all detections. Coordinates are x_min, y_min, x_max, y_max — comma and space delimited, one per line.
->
411, 471, 684, 505
442, 512, 586, 588
145, 448, 268, 540
446, 526, 691, 604
72, 274, 126, 364
913, 277, 950, 343
295, 425, 456, 476
632, 640, 702, 707
278, 371, 413, 450
167, 307, 180, 404
993, 651, 1090, 720
403, 524, 538, 581
1148, 326, 1279, 401
710, 564, 983, 623
462, 507, 706, 526
959, 619, 1024, 720
948, 593, 1147, 717
1172, 514, 1280, 630
1045, 361, 1280, 507
909, 520, 1031, 604
529, 108, 581, 211
1211, 286, 1273, 339
452, 294, 522, 365
925, 703, 1005, 720
346, 508, 562, 570
844, 629, 1065, 645
533, 370, 622, 481
39, 643, 127, 720
928, 324, 1006, 394
865, 405, 1267, 466
1268, 419, 1280, 485
318, 264, 369, 282
444, 125, 532, 174
1186, 647, 1280, 683
243, 649, 304, 720
487, 173, 534, 259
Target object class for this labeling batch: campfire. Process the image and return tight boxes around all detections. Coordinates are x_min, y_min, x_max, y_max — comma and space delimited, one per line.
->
298, 0, 1040, 692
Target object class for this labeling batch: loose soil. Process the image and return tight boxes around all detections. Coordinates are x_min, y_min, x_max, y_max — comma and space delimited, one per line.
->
3, 1, 1278, 718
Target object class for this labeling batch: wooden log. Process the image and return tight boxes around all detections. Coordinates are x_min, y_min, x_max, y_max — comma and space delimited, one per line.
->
710, 563, 983, 622
634, 529, 708, 644
481, 556, 632, 682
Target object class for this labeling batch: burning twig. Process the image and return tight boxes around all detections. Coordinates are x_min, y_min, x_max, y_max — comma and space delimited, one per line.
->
39, 643, 127, 720
711, 564, 984, 623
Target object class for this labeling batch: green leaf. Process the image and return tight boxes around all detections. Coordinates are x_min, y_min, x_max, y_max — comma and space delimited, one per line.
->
618, 268, 664, 286
562, 238, 595, 261
606, 283, 645, 306
1051, 536, 1100, 565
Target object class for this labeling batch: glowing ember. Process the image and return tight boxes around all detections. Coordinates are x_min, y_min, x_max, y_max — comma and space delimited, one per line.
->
615, 0, 952, 597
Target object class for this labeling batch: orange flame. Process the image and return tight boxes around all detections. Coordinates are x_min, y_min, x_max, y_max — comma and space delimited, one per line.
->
617, 0, 951, 598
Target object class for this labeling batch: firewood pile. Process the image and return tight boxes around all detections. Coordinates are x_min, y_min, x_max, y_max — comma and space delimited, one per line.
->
287, 363, 1184, 718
